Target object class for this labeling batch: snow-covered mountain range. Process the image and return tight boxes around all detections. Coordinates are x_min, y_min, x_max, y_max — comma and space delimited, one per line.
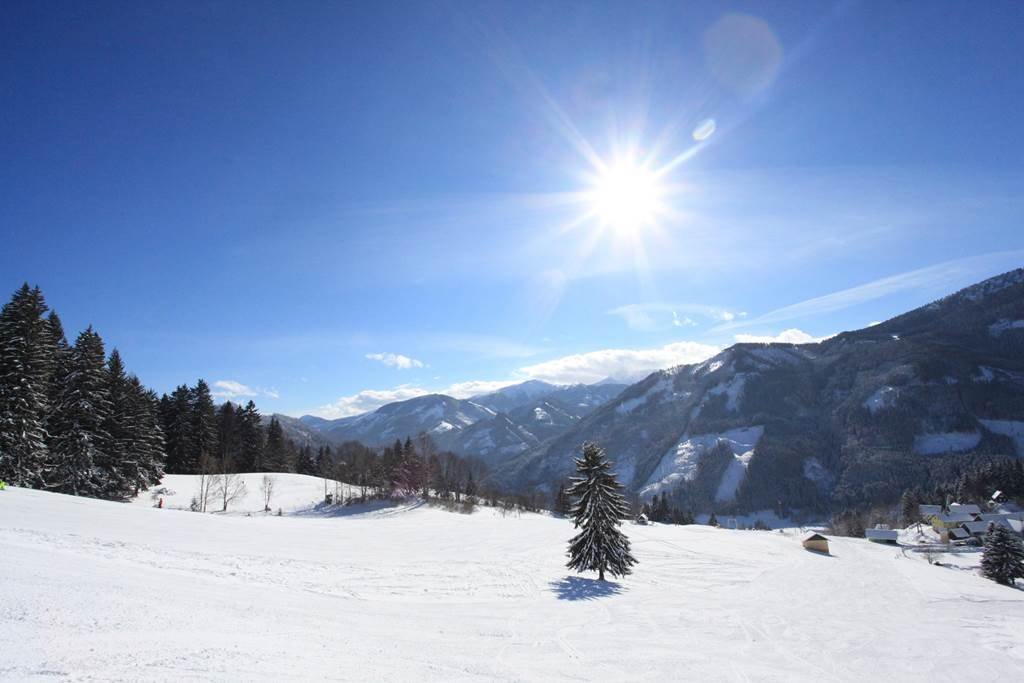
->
274, 380, 627, 466
277, 268, 1024, 513
495, 267, 1024, 512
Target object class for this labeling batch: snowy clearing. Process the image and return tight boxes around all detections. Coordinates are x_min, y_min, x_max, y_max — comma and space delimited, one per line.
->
3, 481, 1024, 680
912, 431, 982, 455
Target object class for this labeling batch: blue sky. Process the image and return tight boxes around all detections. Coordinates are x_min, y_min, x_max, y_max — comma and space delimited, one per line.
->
3, 1, 1023, 418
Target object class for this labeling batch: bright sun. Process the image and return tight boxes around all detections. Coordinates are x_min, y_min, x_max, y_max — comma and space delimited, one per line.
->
588, 160, 665, 234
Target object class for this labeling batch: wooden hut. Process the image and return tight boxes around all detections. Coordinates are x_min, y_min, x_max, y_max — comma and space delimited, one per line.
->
802, 532, 829, 553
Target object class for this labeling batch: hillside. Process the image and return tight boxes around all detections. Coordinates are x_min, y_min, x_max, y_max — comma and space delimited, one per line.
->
497, 268, 1024, 513
3, 482, 1023, 680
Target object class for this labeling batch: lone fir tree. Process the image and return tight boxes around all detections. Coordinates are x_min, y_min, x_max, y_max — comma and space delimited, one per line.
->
981, 523, 1024, 586
566, 441, 637, 581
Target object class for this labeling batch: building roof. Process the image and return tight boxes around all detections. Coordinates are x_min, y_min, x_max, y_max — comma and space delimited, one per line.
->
865, 528, 898, 540
935, 513, 975, 524
963, 520, 1008, 535
949, 528, 972, 540
802, 532, 828, 542
949, 503, 982, 515
919, 504, 943, 516
979, 512, 1022, 522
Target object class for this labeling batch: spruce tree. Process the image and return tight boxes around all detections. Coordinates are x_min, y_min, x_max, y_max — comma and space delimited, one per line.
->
566, 441, 637, 581
49, 328, 112, 497
981, 524, 1024, 586
236, 401, 264, 471
102, 349, 134, 498
190, 379, 218, 470
161, 385, 195, 473
263, 416, 287, 471
128, 376, 166, 486
0, 284, 54, 487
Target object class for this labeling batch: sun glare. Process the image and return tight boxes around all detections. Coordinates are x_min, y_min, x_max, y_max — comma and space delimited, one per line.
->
588, 160, 665, 234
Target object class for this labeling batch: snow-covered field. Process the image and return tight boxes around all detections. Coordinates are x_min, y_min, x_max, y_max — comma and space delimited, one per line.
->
3, 477, 1024, 681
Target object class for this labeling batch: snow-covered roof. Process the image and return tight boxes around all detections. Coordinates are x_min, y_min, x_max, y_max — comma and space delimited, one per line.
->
865, 529, 898, 541
935, 513, 975, 524
963, 521, 999, 535
802, 531, 827, 542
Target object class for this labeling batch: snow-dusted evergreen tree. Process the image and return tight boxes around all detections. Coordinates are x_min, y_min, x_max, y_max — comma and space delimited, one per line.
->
0, 284, 54, 487
981, 524, 1024, 586
127, 375, 166, 486
235, 400, 264, 471
191, 379, 218, 470
103, 350, 166, 496
566, 441, 637, 581
161, 384, 195, 473
49, 328, 112, 497
263, 416, 287, 471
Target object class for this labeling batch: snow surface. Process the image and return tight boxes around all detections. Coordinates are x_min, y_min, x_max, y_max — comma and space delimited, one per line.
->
980, 419, 1024, 456
912, 431, 982, 455
135, 473, 362, 515
863, 385, 898, 414
707, 374, 747, 412
642, 426, 763, 498
3, 483, 1024, 680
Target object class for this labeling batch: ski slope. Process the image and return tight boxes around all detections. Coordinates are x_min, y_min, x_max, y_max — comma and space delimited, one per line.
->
3, 478, 1024, 681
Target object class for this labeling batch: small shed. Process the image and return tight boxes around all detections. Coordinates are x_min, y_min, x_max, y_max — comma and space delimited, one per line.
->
865, 528, 898, 544
635, 512, 649, 525
947, 527, 972, 542
802, 532, 829, 553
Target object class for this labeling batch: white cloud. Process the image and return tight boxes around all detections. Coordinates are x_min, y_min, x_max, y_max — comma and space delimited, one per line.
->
712, 250, 1024, 333
365, 352, 425, 369
211, 380, 279, 401
304, 340, 722, 418
733, 328, 833, 345
608, 303, 740, 331
311, 385, 429, 419
518, 340, 720, 385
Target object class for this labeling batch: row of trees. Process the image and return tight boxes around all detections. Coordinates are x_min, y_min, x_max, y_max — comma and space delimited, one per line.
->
0, 285, 164, 499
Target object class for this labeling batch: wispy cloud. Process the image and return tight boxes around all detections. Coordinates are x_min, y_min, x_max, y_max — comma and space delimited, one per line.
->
212, 380, 279, 401
365, 352, 425, 369
518, 340, 720, 384
311, 385, 429, 419
733, 329, 833, 344
608, 303, 742, 332
444, 379, 521, 398
713, 250, 1024, 333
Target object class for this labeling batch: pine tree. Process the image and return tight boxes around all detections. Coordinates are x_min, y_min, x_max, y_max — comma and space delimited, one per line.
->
263, 416, 287, 472
191, 379, 218, 470
161, 385, 196, 473
0, 284, 54, 487
216, 402, 240, 471
566, 441, 637, 581
128, 376, 166, 486
102, 349, 135, 498
981, 524, 1024, 586
235, 400, 264, 472
48, 328, 112, 497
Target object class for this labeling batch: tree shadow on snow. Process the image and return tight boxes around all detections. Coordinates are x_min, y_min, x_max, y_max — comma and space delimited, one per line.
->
549, 576, 625, 601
